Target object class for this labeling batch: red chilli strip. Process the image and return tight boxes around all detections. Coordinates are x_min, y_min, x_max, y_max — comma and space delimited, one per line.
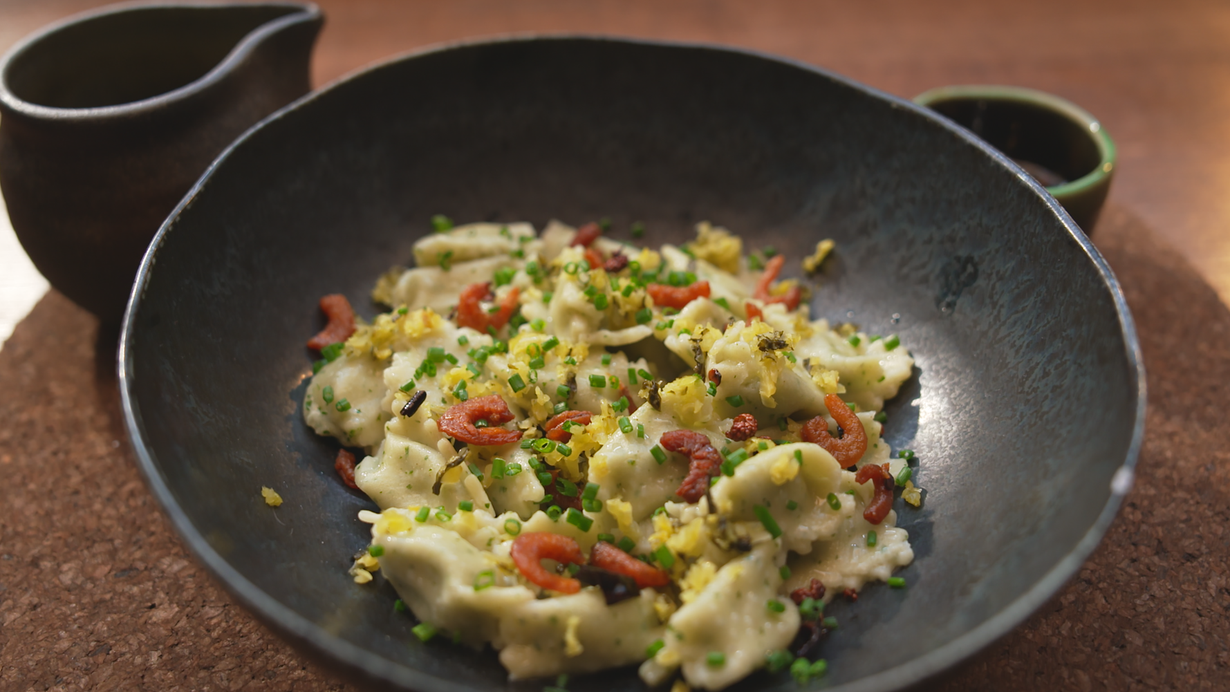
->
800, 393, 868, 468
510, 533, 585, 594
571, 222, 602, 247
646, 281, 711, 310
456, 282, 520, 333
661, 429, 723, 503
854, 462, 895, 525
307, 294, 356, 350
590, 541, 671, 588
727, 413, 758, 441
334, 449, 359, 489
544, 410, 593, 443
745, 302, 763, 322
437, 395, 523, 446
584, 247, 606, 270
790, 578, 826, 605
753, 255, 802, 311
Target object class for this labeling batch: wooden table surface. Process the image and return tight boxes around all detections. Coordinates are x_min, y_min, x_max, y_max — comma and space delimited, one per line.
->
1, 1, 1228, 691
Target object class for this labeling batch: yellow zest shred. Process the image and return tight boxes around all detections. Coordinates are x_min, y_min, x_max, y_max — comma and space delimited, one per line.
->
688, 221, 743, 274
564, 615, 584, 657
802, 239, 835, 273
678, 560, 718, 604
903, 480, 923, 507
260, 486, 283, 507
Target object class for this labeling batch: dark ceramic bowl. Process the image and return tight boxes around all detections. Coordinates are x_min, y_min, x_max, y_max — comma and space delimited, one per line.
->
118, 37, 1144, 692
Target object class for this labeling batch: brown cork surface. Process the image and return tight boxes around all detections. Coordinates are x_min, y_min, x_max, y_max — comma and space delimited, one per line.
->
1, 205, 1227, 691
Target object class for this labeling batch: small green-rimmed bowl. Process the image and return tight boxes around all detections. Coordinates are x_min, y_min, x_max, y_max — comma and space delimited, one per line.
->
914, 85, 1116, 233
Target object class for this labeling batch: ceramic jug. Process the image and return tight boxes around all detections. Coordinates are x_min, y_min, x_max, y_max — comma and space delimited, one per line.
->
0, 2, 322, 322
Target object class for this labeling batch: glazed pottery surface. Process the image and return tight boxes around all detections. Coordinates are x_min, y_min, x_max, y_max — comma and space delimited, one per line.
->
119, 37, 1144, 692
0, 1, 322, 321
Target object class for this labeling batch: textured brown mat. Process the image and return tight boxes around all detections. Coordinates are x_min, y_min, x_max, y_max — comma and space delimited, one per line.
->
0, 204, 1226, 691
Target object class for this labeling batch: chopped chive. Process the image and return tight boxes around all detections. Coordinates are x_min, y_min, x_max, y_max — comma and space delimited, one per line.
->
335, 399, 351, 412
707, 382, 717, 397
394, 599, 407, 613
799, 597, 822, 620
547, 506, 563, 521
725, 394, 744, 407
867, 530, 877, 547
473, 569, 495, 591
582, 498, 603, 512
766, 650, 794, 673
785, 351, 797, 363
412, 622, 437, 642
434, 509, 452, 521
646, 639, 664, 658
779, 566, 791, 580
321, 386, 334, 404
555, 477, 578, 497
896, 466, 913, 487
557, 384, 571, 398
553, 402, 568, 414
874, 411, 888, 423
720, 459, 735, 477
530, 318, 546, 332
537, 471, 554, 486
822, 616, 839, 630
430, 214, 453, 232
753, 505, 782, 538
631, 221, 646, 238
637, 424, 645, 438
368, 544, 385, 557
582, 482, 600, 501
601, 353, 612, 366
565, 508, 593, 532
312, 359, 326, 374
826, 493, 842, 510
542, 291, 554, 303
504, 462, 523, 477
597, 532, 615, 543
458, 500, 474, 512
457, 335, 469, 345
790, 657, 810, 684
626, 367, 638, 385
725, 448, 749, 466
759, 441, 769, 450
766, 599, 786, 613
635, 307, 652, 324
848, 334, 862, 347
588, 374, 607, 388
617, 536, 636, 552
437, 250, 454, 270
493, 267, 516, 287
529, 355, 545, 370
713, 297, 731, 310
556, 443, 573, 457
542, 336, 560, 352
618, 416, 633, 434
653, 545, 676, 569
888, 576, 906, 589
650, 445, 667, 465
898, 449, 915, 459
492, 457, 507, 480
504, 518, 522, 535
467, 462, 483, 481
507, 373, 526, 392
794, 449, 803, 464
612, 396, 629, 412
321, 342, 344, 362
520, 438, 533, 449
415, 506, 430, 522
466, 363, 482, 377
809, 659, 828, 678
786, 500, 799, 511
847, 402, 857, 411
885, 335, 900, 351
593, 294, 609, 310
564, 356, 577, 365
706, 651, 726, 667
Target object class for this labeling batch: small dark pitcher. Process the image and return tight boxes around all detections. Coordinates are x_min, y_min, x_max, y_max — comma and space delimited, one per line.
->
0, 2, 322, 322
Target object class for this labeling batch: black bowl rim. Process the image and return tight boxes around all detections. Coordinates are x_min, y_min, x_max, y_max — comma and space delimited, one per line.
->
117, 33, 1146, 692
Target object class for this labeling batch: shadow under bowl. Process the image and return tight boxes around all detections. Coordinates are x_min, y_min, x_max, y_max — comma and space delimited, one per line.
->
119, 37, 1143, 692
913, 85, 1116, 233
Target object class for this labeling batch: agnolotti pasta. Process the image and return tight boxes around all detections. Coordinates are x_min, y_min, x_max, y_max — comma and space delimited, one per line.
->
302, 219, 920, 689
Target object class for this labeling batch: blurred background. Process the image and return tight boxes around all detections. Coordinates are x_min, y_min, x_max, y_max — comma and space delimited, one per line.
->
1, 0, 1229, 350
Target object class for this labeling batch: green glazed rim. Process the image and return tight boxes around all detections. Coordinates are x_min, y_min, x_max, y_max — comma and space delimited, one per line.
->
913, 85, 1116, 200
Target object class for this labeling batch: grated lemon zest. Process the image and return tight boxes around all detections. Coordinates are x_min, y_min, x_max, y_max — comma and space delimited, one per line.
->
564, 615, 584, 657
260, 486, 283, 507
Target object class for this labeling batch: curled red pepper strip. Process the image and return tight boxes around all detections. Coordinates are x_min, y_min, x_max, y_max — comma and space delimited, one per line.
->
854, 462, 894, 525
745, 302, 763, 322
801, 393, 868, 468
753, 255, 802, 311
437, 394, 523, 446
571, 222, 602, 247
510, 533, 585, 594
646, 281, 711, 310
590, 541, 671, 588
307, 294, 356, 350
661, 429, 723, 503
544, 410, 593, 443
456, 282, 520, 334
584, 247, 605, 270
727, 413, 758, 441
334, 449, 359, 489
